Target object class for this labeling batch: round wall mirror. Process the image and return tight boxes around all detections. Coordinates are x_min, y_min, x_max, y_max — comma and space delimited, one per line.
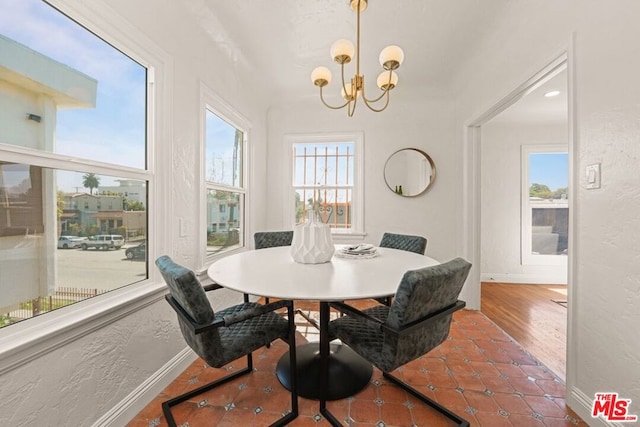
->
384, 148, 436, 197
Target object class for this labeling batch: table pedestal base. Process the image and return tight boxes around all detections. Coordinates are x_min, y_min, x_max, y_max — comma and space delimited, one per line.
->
276, 342, 373, 401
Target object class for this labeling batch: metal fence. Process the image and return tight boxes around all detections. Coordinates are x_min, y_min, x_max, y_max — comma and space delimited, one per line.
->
2, 287, 108, 325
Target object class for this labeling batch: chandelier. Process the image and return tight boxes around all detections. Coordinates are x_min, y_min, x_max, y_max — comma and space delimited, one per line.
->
311, 0, 405, 117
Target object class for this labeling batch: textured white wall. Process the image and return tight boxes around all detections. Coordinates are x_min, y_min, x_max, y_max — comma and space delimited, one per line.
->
0, 0, 269, 425
481, 122, 568, 283
0, 301, 183, 426
451, 0, 640, 422
267, 88, 459, 265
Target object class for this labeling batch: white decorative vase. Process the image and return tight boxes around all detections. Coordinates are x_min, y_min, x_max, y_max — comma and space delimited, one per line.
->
290, 209, 335, 264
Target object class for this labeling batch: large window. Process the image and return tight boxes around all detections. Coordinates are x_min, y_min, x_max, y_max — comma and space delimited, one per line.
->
0, 1, 149, 327
287, 133, 364, 235
203, 90, 247, 259
521, 145, 568, 265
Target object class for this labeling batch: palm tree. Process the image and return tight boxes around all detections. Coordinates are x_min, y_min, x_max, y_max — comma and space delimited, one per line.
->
82, 173, 100, 195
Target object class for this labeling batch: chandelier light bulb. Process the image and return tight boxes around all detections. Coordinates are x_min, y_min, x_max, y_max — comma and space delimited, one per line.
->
379, 45, 404, 70
377, 71, 398, 90
330, 39, 355, 64
341, 83, 356, 101
311, 66, 332, 87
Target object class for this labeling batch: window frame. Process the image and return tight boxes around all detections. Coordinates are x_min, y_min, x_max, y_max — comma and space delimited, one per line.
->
284, 132, 365, 238
521, 144, 568, 266
0, 0, 172, 374
199, 82, 251, 267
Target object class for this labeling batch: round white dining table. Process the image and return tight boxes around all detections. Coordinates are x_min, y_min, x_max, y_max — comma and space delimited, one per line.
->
207, 245, 439, 400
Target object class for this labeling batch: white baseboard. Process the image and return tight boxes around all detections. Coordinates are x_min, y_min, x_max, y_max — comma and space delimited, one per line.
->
568, 386, 625, 427
92, 347, 197, 427
481, 272, 567, 285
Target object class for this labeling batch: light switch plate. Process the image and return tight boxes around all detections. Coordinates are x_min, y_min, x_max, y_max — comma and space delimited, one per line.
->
586, 163, 601, 189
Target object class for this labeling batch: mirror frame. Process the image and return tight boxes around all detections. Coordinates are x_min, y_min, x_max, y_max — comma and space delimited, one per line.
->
383, 148, 436, 197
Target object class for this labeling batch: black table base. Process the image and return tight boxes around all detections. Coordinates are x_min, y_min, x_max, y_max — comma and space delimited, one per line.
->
276, 342, 373, 400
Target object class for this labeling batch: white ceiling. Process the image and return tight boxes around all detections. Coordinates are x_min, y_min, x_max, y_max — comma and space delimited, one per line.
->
490, 68, 568, 125
192, 1, 566, 124
196, 0, 510, 101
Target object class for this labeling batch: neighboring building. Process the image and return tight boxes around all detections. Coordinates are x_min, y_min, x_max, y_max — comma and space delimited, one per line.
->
61, 192, 145, 237
98, 179, 146, 207
206, 194, 239, 233
0, 35, 96, 311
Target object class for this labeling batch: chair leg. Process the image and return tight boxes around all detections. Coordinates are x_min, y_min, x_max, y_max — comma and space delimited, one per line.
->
272, 301, 299, 426
373, 296, 392, 306
382, 372, 470, 427
319, 301, 343, 427
162, 361, 253, 427
294, 308, 320, 330
163, 347, 298, 427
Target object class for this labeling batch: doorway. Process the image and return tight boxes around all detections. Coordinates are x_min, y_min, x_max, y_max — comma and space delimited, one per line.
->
465, 54, 572, 381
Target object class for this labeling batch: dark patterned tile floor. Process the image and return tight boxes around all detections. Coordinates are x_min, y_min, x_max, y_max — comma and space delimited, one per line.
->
128, 306, 588, 426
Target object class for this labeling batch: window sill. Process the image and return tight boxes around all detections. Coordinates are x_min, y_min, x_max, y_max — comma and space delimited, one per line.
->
331, 232, 367, 242
0, 280, 167, 376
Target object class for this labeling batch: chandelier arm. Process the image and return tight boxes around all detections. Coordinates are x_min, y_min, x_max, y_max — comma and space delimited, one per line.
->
340, 64, 350, 98
362, 86, 390, 104
362, 89, 391, 112
347, 98, 356, 117
319, 86, 351, 110
362, 69, 393, 103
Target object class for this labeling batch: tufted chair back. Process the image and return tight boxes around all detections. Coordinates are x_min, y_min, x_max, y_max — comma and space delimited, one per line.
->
155, 255, 224, 365
379, 232, 427, 255
381, 258, 471, 371
254, 230, 294, 249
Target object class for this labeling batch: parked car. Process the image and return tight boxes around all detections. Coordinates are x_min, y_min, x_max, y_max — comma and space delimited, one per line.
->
125, 241, 146, 260
81, 235, 125, 250
57, 236, 86, 249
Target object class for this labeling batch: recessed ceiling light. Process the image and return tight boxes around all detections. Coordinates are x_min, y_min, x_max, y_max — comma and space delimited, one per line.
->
544, 90, 561, 97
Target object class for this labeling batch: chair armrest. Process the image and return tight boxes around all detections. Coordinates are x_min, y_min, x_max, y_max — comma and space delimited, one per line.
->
221, 299, 292, 327
165, 294, 225, 334
384, 300, 466, 337
197, 274, 223, 292
200, 278, 250, 302
329, 300, 466, 337
203, 282, 223, 292
329, 301, 386, 331
165, 294, 292, 334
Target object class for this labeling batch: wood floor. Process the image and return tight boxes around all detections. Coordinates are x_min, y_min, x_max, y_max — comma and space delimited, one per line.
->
481, 282, 567, 381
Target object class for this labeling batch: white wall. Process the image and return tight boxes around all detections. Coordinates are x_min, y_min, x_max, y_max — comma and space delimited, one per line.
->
0, 0, 271, 425
267, 88, 460, 265
452, 0, 640, 423
481, 122, 568, 284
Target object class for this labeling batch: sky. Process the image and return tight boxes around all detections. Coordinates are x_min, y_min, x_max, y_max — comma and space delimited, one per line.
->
529, 152, 568, 191
0, 0, 148, 191
0, 1, 252, 195
205, 111, 242, 188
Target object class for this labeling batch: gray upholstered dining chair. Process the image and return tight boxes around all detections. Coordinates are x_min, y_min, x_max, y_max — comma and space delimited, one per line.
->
375, 232, 428, 305
155, 255, 299, 427
254, 230, 320, 330
254, 230, 294, 250
254, 231, 294, 306
320, 257, 472, 427
379, 231, 427, 255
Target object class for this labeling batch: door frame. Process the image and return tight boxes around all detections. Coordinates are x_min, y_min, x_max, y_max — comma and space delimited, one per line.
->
462, 40, 578, 397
